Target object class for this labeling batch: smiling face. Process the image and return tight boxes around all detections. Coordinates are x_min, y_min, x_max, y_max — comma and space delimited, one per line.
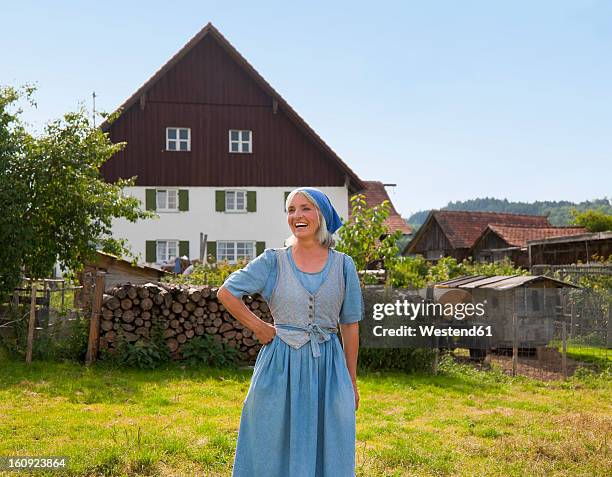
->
287, 193, 321, 241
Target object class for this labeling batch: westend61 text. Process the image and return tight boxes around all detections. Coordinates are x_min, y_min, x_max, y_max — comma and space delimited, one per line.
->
372, 325, 493, 337
372, 300, 485, 321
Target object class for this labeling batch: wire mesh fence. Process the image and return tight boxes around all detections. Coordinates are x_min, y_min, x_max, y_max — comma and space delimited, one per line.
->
0, 278, 89, 361
360, 284, 610, 380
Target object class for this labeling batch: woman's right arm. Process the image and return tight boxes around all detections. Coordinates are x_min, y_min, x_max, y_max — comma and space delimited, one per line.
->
217, 287, 276, 344
217, 249, 277, 345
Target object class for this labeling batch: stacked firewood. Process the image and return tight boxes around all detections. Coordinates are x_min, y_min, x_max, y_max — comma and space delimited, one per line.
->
98, 283, 271, 362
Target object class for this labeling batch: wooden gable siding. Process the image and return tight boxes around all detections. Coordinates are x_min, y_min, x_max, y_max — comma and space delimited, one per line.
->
146, 34, 269, 106
411, 219, 453, 255
473, 231, 509, 253
101, 35, 348, 187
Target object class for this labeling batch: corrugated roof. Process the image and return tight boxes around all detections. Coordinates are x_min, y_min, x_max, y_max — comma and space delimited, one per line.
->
434, 274, 578, 290
434, 275, 487, 287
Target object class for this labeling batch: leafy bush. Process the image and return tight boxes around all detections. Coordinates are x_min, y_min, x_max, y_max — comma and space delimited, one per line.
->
336, 194, 402, 277
571, 208, 612, 232
179, 334, 241, 367
388, 256, 528, 288
101, 318, 171, 370
387, 255, 429, 289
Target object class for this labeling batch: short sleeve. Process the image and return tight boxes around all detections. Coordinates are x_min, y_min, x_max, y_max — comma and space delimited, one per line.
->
339, 254, 364, 324
222, 249, 277, 300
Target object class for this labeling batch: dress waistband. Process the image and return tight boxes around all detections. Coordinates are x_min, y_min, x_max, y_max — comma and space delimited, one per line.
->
274, 323, 338, 358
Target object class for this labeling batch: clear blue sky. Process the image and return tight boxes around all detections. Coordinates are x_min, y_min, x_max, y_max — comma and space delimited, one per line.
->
3, 0, 611, 217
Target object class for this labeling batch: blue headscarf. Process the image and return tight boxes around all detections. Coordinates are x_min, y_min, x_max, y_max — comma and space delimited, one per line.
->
293, 187, 343, 234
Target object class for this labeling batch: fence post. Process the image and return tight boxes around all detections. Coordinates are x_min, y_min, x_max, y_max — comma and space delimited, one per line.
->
512, 311, 518, 377
85, 272, 106, 365
432, 335, 439, 375
561, 319, 568, 379
607, 306, 612, 350
25, 282, 38, 364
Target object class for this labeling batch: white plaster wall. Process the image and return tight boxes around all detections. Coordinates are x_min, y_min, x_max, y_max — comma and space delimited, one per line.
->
111, 186, 349, 265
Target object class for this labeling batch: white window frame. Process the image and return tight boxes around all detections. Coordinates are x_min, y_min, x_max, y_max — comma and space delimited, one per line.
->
225, 190, 247, 213
156, 240, 179, 263
156, 189, 179, 212
229, 129, 252, 153
217, 241, 256, 264
166, 127, 191, 152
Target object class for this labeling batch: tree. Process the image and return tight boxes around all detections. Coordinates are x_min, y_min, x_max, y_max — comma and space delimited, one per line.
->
571, 208, 612, 233
0, 85, 153, 300
336, 194, 401, 279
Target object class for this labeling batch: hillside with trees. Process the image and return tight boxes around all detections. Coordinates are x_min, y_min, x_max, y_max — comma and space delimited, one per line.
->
407, 197, 612, 229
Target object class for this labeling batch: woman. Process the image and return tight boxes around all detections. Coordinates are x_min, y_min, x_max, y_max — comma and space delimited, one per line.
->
217, 187, 362, 477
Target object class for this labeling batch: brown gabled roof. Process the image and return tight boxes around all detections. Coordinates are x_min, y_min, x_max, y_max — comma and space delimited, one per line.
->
406, 210, 552, 254
478, 225, 588, 249
100, 22, 364, 193
349, 181, 412, 234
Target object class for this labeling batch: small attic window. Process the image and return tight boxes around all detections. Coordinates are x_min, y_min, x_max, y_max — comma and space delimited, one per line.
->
166, 127, 191, 151
229, 129, 252, 153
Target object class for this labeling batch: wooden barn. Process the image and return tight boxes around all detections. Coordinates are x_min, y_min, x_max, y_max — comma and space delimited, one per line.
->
470, 225, 587, 267
528, 231, 612, 266
404, 210, 551, 261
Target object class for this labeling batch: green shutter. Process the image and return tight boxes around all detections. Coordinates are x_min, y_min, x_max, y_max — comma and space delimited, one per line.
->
215, 191, 225, 212
178, 190, 189, 211
256, 241, 265, 256
146, 189, 157, 211
284, 191, 291, 211
179, 241, 189, 258
206, 241, 217, 263
146, 241, 157, 262
247, 191, 257, 212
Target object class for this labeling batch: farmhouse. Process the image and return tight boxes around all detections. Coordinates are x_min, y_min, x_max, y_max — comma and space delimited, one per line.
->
101, 23, 366, 265
469, 225, 587, 267
404, 210, 552, 262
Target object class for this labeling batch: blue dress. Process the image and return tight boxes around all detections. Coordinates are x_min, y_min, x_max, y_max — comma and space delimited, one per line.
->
223, 247, 363, 477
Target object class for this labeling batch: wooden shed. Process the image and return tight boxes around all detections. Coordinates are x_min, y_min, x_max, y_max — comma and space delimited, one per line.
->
470, 225, 587, 267
78, 252, 169, 310
83, 251, 168, 289
434, 275, 579, 351
528, 231, 612, 266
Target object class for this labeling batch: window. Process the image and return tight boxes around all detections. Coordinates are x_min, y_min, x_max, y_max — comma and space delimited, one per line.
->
156, 240, 178, 263
217, 241, 256, 263
225, 190, 247, 212
166, 127, 191, 151
156, 189, 178, 211
229, 129, 252, 153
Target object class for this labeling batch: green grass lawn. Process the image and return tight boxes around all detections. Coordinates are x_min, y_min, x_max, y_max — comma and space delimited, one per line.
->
0, 353, 610, 477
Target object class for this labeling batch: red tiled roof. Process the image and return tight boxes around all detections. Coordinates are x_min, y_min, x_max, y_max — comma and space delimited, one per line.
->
484, 225, 588, 248
433, 210, 552, 249
349, 181, 412, 234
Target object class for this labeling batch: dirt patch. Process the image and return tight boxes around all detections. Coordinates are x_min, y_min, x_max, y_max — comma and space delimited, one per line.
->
489, 352, 587, 380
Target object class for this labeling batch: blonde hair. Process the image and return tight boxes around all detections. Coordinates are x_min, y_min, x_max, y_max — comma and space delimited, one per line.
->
285, 189, 335, 248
